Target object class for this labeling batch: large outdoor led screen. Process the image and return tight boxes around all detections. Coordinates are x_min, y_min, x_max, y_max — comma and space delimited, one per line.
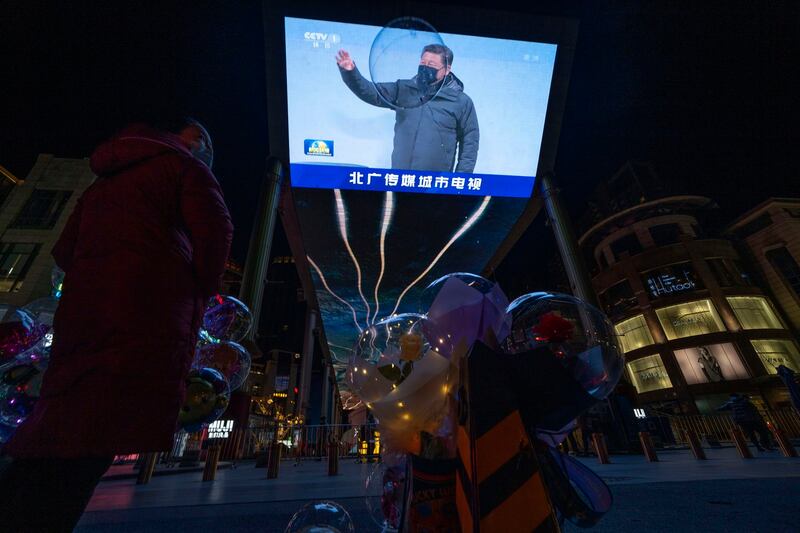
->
283, 16, 558, 399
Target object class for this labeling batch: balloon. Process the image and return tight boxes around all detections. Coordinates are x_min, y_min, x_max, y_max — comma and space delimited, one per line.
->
368, 17, 447, 110
192, 341, 251, 391
0, 363, 45, 427
285, 500, 355, 533
0, 423, 15, 444
502, 292, 624, 401
202, 295, 253, 343
418, 273, 510, 357
0, 306, 46, 362
22, 297, 59, 328
346, 313, 436, 403
178, 367, 230, 433
365, 460, 407, 532
417, 272, 496, 313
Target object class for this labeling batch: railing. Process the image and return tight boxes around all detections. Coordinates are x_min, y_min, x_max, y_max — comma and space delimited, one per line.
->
666, 408, 800, 445
164, 423, 382, 464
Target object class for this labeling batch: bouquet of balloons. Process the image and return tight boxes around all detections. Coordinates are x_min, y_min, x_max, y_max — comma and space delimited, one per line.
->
179, 294, 254, 433
0, 265, 254, 442
346, 273, 625, 531
0, 268, 63, 442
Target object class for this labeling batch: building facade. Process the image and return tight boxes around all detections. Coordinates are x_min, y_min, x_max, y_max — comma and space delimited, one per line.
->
1, 155, 95, 307
579, 164, 800, 415
727, 198, 800, 332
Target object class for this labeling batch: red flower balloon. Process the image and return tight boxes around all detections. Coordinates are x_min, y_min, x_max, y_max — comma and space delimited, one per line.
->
531, 312, 574, 343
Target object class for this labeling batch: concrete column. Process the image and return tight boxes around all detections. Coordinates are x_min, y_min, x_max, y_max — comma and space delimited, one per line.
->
320, 363, 331, 424
298, 308, 317, 418
540, 173, 598, 307
238, 157, 284, 341
288, 359, 299, 412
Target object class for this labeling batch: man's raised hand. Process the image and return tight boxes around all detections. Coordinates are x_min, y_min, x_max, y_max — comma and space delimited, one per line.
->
335, 49, 355, 71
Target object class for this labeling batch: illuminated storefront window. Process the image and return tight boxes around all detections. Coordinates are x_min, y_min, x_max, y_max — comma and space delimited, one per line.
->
627, 354, 673, 393
726, 296, 784, 330
750, 339, 800, 373
614, 315, 655, 353
673, 343, 749, 385
655, 299, 725, 340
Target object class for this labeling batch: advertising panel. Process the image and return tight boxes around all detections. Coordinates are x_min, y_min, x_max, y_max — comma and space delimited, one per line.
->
282, 16, 559, 389
673, 343, 749, 385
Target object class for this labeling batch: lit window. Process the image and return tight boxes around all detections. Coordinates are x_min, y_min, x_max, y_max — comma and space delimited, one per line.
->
766, 247, 800, 299
627, 354, 673, 393
0, 242, 41, 292
655, 299, 725, 340
614, 315, 655, 353
673, 343, 749, 385
750, 339, 800, 374
726, 296, 784, 330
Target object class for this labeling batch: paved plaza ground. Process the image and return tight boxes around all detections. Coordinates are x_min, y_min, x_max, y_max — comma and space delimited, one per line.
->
76, 446, 800, 532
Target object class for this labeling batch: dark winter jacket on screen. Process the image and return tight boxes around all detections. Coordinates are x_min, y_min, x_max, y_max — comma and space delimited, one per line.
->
340, 66, 479, 173
5, 124, 233, 458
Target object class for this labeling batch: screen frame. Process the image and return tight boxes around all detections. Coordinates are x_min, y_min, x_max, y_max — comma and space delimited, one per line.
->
263, 0, 578, 364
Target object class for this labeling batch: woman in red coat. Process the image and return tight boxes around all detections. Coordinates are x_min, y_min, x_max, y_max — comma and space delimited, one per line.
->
0, 118, 233, 531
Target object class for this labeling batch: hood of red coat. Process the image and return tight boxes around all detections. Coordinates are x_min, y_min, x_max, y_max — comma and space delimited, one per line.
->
90, 124, 193, 177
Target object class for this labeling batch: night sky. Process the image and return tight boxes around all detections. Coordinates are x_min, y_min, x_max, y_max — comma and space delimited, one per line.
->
5, 1, 798, 286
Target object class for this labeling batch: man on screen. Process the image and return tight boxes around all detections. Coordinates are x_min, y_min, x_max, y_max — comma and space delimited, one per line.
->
336, 44, 479, 173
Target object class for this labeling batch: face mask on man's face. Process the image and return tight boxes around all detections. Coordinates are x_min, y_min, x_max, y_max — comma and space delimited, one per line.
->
416, 65, 441, 92
193, 143, 213, 169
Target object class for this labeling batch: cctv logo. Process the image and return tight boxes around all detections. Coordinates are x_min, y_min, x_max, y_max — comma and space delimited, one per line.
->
303, 32, 341, 49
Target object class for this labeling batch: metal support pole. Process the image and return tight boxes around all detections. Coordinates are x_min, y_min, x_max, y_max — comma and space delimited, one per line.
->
288, 359, 299, 411
202, 445, 221, 481
136, 453, 158, 485
298, 308, 317, 419
238, 157, 284, 341
539, 173, 598, 306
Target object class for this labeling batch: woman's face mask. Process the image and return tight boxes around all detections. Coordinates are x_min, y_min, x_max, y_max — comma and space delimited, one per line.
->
192, 142, 213, 169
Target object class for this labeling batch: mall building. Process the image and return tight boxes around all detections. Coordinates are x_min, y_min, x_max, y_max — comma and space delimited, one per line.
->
579, 162, 800, 415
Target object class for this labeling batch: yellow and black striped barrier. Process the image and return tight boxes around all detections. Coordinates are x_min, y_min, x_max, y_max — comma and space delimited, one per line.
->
456, 342, 560, 533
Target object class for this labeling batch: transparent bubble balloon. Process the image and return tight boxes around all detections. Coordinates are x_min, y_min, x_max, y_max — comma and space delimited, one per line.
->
0, 423, 15, 444
203, 295, 253, 343
51, 266, 65, 298
192, 341, 251, 391
365, 461, 406, 531
417, 272, 496, 314
22, 297, 59, 329
347, 313, 442, 403
368, 17, 448, 110
0, 306, 46, 362
0, 363, 45, 427
178, 367, 230, 433
502, 292, 624, 400
285, 500, 355, 533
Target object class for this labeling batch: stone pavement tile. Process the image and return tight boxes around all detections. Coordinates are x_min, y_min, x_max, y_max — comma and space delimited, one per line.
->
87, 459, 373, 512
78, 478, 800, 533
572, 447, 800, 485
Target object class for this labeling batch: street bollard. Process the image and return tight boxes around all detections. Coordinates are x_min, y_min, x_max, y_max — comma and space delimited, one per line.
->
202, 445, 221, 481
136, 452, 158, 485
638, 431, 658, 462
684, 429, 707, 460
592, 432, 610, 464
768, 424, 798, 458
328, 441, 339, 476
267, 441, 282, 479
730, 427, 753, 459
